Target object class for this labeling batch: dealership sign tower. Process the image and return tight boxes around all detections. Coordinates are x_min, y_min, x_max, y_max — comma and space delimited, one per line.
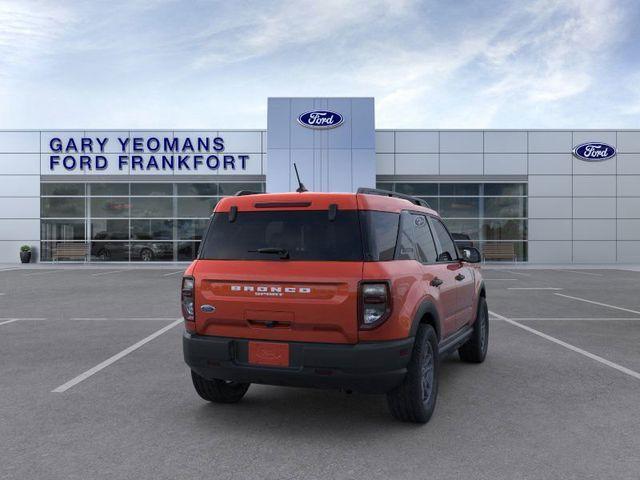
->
266, 97, 376, 193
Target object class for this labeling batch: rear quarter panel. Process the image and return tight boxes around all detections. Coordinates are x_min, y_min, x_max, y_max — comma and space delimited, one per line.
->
360, 260, 439, 341
184, 260, 197, 277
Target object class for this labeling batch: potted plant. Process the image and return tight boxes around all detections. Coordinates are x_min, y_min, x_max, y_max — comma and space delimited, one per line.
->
20, 245, 32, 264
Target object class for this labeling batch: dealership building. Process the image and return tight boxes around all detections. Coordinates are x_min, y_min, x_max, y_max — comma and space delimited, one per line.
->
1, 97, 639, 264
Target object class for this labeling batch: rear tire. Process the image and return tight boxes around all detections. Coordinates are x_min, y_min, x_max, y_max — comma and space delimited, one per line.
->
191, 371, 250, 403
97, 249, 110, 261
386, 324, 438, 423
458, 296, 489, 363
140, 248, 154, 262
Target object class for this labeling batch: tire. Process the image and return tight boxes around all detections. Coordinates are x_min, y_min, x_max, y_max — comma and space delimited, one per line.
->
190, 370, 250, 403
97, 249, 110, 261
140, 248, 154, 262
458, 296, 489, 363
386, 324, 438, 423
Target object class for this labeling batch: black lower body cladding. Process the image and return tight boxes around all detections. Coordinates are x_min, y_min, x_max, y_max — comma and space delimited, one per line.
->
183, 332, 414, 394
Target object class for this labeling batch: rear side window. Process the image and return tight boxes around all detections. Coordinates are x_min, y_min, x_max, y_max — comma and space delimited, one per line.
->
413, 215, 438, 263
395, 212, 417, 260
429, 217, 458, 262
360, 211, 400, 261
394, 211, 438, 263
200, 210, 363, 261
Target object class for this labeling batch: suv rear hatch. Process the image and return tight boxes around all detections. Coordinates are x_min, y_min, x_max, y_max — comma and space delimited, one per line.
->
194, 195, 363, 344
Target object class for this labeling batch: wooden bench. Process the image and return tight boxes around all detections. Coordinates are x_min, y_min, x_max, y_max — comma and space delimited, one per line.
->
482, 242, 517, 262
52, 243, 89, 262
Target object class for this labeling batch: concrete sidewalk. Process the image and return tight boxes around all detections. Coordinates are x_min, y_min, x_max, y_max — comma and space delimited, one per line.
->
3, 262, 639, 271
0, 262, 191, 270
482, 263, 640, 272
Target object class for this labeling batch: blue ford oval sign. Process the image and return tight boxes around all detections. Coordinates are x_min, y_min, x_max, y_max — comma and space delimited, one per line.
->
297, 110, 344, 129
572, 142, 616, 161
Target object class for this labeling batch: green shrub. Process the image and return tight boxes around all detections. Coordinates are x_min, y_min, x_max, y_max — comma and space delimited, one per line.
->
20, 245, 31, 252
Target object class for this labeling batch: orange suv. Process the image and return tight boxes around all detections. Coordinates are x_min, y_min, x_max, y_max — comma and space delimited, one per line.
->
182, 188, 488, 423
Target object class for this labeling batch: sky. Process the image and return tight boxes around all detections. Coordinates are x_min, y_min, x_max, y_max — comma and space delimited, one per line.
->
0, 0, 639, 129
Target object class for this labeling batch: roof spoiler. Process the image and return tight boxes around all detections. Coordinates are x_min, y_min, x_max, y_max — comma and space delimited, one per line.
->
234, 190, 263, 196
357, 188, 431, 209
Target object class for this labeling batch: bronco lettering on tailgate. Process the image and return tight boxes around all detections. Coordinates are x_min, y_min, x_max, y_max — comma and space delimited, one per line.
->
230, 285, 311, 297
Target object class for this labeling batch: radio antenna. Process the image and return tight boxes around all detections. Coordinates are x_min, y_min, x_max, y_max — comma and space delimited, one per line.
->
293, 163, 308, 193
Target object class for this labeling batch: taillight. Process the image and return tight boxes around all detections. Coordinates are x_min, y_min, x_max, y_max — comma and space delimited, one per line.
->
359, 282, 392, 329
181, 276, 195, 322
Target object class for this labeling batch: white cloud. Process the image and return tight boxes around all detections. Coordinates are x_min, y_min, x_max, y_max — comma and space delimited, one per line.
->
0, 1, 74, 70
191, 0, 417, 67
0, 0, 636, 128
373, 0, 631, 127
483, 0, 623, 102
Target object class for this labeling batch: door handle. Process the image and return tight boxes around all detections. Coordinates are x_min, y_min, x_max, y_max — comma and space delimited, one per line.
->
455, 273, 465, 281
430, 277, 443, 287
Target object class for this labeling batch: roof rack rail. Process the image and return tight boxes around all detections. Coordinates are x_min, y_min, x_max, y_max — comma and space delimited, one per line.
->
234, 190, 262, 196
357, 187, 432, 209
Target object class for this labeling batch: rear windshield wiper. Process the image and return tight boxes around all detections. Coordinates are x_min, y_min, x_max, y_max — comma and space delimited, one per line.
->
248, 247, 290, 259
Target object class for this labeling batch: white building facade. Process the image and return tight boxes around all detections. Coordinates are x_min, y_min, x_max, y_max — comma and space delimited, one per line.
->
1, 97, 639, 264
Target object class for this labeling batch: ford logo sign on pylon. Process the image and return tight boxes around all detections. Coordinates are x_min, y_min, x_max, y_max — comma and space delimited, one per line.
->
297, 110, 344, 129
572, 142, 616, 161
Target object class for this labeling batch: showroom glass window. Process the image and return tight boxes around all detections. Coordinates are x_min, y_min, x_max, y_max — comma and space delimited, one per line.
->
377, 182, 528, 261
40, 181, 265, 262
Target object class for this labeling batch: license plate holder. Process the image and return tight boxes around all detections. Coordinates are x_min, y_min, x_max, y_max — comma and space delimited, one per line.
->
248, 341, 290, 367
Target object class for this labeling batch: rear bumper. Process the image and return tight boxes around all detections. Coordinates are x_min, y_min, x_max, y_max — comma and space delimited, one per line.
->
183, 332, 414, 394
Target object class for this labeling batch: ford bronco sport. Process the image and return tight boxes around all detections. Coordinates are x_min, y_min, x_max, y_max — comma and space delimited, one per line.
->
182, 188, 488, 423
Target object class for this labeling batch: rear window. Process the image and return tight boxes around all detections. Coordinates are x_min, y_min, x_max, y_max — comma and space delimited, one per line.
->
200, 210, 364, 261
200, 209, 402, 262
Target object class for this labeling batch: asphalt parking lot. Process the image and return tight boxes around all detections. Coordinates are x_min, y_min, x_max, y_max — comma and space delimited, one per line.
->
1, 265, 639, 479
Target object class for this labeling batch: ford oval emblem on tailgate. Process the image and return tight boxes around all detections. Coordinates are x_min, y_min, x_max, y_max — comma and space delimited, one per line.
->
200, 304, 215, 312
297, 110, 344, 129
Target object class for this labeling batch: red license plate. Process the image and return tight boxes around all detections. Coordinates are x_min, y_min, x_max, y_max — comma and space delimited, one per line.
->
248, 341, 290, 367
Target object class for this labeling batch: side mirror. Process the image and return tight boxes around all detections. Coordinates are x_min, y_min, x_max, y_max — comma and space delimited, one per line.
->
460, 247, 481, 263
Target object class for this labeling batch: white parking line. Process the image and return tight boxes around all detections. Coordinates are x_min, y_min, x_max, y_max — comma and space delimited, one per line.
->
51, 319, 182, 393
508, 287, 563, 290
554, 293, 640, 316
91, 270, 125, 277
0, 317, 175, 322
505, 270, 532, 277
69, 317, 179, 321
506, 317, 640, 321
0, 292, 5, 295
556, 269, 603, 277
489, 310, 640, 381
0, 319, 19, 326
0, 267, 21, 272
0, 318, 47, 323
162, 270, 184, 277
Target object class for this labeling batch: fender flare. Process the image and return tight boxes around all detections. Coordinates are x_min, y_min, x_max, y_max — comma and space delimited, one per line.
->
409, 300, 442, 340
469, 280, 487, 323
479, 280, 486, 299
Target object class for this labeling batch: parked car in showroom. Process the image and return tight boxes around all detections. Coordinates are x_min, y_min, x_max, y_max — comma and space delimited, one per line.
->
92, 231, 173, 261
